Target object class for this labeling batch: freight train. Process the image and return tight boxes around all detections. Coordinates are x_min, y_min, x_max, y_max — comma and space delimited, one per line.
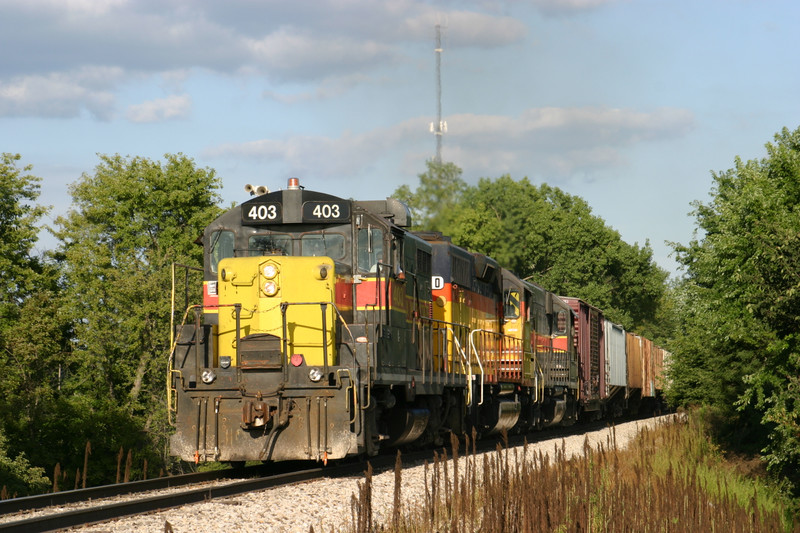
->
168, 179, 667, 464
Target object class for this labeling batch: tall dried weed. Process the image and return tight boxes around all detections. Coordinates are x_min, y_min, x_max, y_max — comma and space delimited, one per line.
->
350, 414, 798, 532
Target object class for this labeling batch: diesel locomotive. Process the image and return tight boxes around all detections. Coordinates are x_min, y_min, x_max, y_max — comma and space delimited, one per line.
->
168, 178, 665, 464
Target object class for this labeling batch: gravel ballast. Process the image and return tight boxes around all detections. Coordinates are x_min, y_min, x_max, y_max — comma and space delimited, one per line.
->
71, 415, 674, 533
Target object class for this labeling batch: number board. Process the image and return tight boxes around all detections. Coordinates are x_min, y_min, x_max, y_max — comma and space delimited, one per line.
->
302, 201, 350, 223
242, 202, 282, 224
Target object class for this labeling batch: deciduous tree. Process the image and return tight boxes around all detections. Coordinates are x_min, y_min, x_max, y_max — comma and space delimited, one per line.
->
0, 154, 67, 492
53, 153, 222, 479
442, 174, 667, 333
670, 126, 800, 492
0, 153, 48, 314
393, 160, 466, 231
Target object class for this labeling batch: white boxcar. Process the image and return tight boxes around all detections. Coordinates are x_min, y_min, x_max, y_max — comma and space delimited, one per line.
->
604, 320, 627, 390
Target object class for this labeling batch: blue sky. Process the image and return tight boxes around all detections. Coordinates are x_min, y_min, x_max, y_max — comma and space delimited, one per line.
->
2, 0, 798, 275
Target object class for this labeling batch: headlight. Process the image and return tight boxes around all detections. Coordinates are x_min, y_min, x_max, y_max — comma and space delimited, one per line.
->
201, 369, 217, 384
263, 281, 278, 296
262, 264, 278, 279
309, 368, 323, 382
221, 268, 235, 282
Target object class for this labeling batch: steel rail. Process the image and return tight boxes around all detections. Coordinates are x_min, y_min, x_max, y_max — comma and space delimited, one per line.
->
0, 466, 350, 533
0, 467, 262, 516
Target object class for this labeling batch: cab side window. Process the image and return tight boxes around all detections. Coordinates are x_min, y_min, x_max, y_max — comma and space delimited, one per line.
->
504, 290, 520, 319
357, 228, 383, 273
209, 230, 235, 274
555, 310, 569, 335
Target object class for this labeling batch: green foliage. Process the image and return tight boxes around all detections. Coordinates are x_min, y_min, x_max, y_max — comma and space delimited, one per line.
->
0, 153, 49, 312
0, 154, 56, 494
670, 126, 800, 494
399, 166, 668, 333
52, 153, 223, 479
0, 154, 71, 484
393, 159, 467, 231
0, 429, 50, 497
0, 274, 72, 454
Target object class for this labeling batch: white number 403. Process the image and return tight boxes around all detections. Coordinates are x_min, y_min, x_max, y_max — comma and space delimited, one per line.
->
248, 204, 278, 220
312, 204, 340, 218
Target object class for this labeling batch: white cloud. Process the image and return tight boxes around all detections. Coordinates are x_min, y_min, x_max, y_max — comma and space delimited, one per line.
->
451, 107, 694, 146
263, 73, 376, 104
0, 0, 130, 17
204, 106, 693, 181
447, 107, 694, 176
402, 8, 527, 46
531, 0, 622, 16
126, 94, 191, 123
0, 1, 527, 78
0, 67, 123, 119
0, 0, 618, 119
204, 121, 420, 178
248, 28, 397, 82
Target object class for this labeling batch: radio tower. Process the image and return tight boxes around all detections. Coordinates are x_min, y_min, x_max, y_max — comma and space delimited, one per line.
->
430, 24, 447, 163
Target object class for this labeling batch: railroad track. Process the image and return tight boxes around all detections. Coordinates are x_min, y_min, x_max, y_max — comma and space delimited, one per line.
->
0, 464, 351, 533
0, 415, 654, 532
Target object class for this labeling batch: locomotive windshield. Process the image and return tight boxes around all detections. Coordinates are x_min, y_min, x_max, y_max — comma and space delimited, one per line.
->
249, 233, 292, 256
300, 232, 345, 259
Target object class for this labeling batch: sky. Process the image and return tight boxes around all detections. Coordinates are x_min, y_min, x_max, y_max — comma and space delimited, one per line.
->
2, 0, 799, 276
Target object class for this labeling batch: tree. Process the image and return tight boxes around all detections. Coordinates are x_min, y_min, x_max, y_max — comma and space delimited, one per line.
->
53, 153, 223, 479
0, 429, 50, 497
0, 154, 69, 493
393, 160, 467, 231
669, 126, 800, 492
0, 153, 48, 315
444, 175, 667, 334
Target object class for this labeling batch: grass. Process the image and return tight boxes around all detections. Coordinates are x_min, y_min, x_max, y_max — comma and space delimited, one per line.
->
344, 412, 799, 533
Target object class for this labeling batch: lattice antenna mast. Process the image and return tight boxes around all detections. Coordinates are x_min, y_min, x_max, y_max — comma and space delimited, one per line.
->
430, 24, 447, 163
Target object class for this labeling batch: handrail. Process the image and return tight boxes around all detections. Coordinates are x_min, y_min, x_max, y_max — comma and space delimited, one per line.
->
166, 302, 242, 426
468, 329, 489, 406
446, 327, 473, 406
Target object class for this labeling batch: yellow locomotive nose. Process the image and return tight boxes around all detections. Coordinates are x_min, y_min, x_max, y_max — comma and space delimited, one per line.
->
216, 256, 337, 368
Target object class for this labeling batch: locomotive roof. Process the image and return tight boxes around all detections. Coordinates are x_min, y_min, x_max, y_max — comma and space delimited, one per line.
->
207, 179, 413, 231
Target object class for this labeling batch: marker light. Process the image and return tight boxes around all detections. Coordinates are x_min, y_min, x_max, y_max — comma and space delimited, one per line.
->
201, 369, 217, 384
262, 264, 278, 279
263, 281, 278, 296
290, 353, 304, 367
309, 368, 323, 382
219, 356, 231, 369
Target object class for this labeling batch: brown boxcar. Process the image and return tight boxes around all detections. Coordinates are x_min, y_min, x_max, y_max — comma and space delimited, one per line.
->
560, 297, 605, 412
626, 332, 643, 391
